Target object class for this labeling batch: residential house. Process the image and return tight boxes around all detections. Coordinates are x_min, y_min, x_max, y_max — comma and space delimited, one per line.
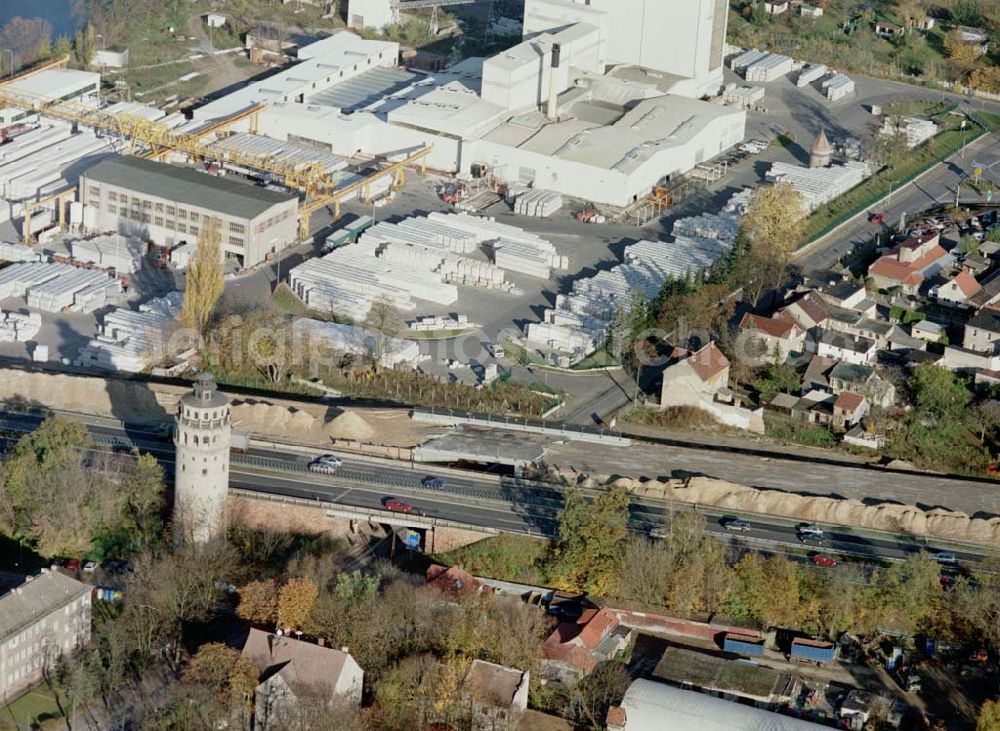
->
975, 370, 1000, 388
817, 330, 877, 365
0, 570, 92, 699
868, 232, 950, 295
815, 280, 868, 311
963, 307, 1000, 353
768, 390, 835, 426
763, 1, 790, 15
241, 628, 364, 729
738, 313, 806, 364
875, 21, 904, 38
426, 564, 492, 598
970, 270, 1000, 309
912, 320, 944, 343
942, 345, 1000, 373
779, 291, 829, 332
464, 659, 530, 730
659, 342, 764, 433
541, 607, 632, 683
833, 391, 869, 429
954, 25, 990, 55
886, 325, 927, 353
934, 270, 981, 305
802, 354, 838, 392
963, 251, 991, 277
829, 360, 896, 408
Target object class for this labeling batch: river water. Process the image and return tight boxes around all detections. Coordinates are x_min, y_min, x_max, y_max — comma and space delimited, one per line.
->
0, 0, 84, 40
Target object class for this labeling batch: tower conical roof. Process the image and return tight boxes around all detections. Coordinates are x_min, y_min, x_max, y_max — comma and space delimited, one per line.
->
811, 129, 833, 155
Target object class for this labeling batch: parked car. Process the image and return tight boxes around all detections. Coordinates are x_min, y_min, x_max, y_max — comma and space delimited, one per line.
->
383, 497, 413, 512
869, 212, 885, 224
83, 560, 98, 572
421, 476, 445, 489
66, 559, 82, 572
722, 517, 752, 532
932, 551, 958, 565
811, 554, 838, 568
309, 455, 343, 474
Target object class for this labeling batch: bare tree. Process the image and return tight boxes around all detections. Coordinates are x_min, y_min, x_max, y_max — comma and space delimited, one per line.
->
363, 296, 403, 370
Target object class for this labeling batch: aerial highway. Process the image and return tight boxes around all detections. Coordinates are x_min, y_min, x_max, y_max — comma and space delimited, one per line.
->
0, 408, 991, 569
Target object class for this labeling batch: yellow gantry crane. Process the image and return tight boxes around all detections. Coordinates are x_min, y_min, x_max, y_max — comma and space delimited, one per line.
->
0, 57, 433, 243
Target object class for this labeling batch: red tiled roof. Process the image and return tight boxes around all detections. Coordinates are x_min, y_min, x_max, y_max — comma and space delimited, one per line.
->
542, 607, 618, 674
739, 312, 803, 339
870, 244, 947, 286
686, 342, 729, 382
606, 707, 627, 728
951, 270, 981, 298
834, 391, 866, 413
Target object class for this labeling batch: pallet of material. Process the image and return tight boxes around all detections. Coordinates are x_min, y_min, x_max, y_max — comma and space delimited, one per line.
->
26, 268, 119, 313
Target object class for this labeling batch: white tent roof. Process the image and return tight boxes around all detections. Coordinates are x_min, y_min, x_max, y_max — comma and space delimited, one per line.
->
620, 680, 828, 731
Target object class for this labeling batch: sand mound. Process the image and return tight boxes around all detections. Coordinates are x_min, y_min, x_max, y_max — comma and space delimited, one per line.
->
621, 475, 1000, 546
324, 410, 375, 441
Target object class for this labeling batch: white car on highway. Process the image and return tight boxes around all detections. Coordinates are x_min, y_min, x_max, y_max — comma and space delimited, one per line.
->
309, 455, 343, 475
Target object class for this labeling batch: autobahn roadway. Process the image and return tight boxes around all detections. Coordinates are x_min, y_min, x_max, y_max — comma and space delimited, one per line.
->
0, 409, 990, 570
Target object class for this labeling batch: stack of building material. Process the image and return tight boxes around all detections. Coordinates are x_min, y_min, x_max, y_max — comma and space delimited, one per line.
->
0, 262, 75, 299
70, 234, 146, 273
26, 268, 121, 313
796, 64, 828, 87
766, 160, 872, 212
744, 53, 794, 82
0, 242, 43, 263
525, 190, 748, 361
78, 292, 182, 372
289, 245, 459, 321
293, 318, 423, 369
513, 189, 563, 217
721, 85, 765, 109
730, 49, 769, 73
823, 74, 855, 101
0, 309, 41, 342
0, 130, 115, 201
427, 212, 568, 273
881, 117, 939, 148
492, 240, 558, 279
407, 314, 476, 332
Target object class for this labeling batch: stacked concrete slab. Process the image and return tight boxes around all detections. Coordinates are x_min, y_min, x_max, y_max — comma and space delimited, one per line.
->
766, 160, 872, 212
70, 234, 145, 274
78, 292, 183, 371
0, 309, 41, 342
526, 194, 746, 361
0, 242, 44, 263
293, 318, 423, 369
0, 127, 114, 201
823, 73, 855, 101
797, 64, 828, 87
26, 268, 121, 312
513, 189, 563, 217
0, 262, 76, 299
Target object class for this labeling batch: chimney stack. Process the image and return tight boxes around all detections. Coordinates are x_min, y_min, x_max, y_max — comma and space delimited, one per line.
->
546, 43, 562, 121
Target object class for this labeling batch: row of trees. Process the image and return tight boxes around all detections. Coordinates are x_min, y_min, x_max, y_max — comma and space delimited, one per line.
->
476, 483, 1000, 654
0, 16, 98, 73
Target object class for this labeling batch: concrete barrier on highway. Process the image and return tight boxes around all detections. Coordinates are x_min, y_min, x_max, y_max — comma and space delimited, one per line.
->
411, 407, 631, 447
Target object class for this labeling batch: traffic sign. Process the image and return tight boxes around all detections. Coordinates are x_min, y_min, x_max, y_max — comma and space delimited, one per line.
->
405, 530, 421, 551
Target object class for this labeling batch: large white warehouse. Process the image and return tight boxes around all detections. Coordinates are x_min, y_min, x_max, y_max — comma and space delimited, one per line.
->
191, 16, 745, 208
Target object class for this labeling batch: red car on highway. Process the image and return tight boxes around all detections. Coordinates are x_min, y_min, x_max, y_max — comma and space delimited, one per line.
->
811, 554, 838, 568
383, 497, 413, 512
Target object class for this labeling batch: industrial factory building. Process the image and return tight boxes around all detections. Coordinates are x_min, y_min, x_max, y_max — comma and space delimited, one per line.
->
191, 2, 745, 209
78, 156, 298, 267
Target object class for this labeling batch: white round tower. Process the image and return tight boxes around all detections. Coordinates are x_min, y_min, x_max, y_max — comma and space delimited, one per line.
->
173, 373, 231, 546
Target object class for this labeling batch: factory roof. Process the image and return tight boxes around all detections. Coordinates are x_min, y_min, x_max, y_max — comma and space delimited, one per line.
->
542, 96, 742, 173
308, 66, 421, 112
389, 81, 506, 139
6, 68, 99, 101
82, 156, 296, 219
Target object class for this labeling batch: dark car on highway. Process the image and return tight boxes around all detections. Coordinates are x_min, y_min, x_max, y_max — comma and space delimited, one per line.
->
421, 476, 445, 489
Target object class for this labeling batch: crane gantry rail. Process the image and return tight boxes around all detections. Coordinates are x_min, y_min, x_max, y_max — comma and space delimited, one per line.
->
0, 57, 433, 241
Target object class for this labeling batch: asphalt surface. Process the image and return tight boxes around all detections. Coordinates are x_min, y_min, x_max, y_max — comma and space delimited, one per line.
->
0, 409, 990, 568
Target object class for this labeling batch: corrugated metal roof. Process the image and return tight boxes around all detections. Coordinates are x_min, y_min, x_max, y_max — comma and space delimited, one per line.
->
307, 66, 420, 112
82, 156, 296, 219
